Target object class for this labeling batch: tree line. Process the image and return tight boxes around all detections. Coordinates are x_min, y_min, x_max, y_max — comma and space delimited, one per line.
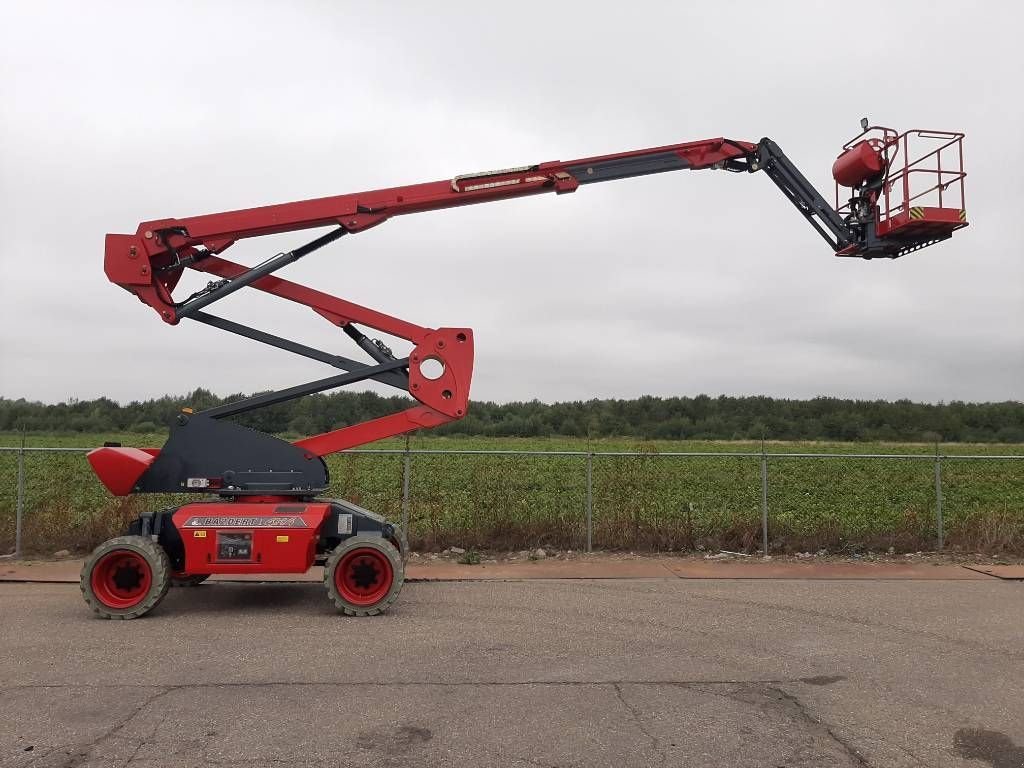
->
1, 390, 1022, 443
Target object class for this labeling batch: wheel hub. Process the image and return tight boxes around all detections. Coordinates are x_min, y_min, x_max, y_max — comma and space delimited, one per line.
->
350, 558, 381, 589
90, 550, 153, 609
335, 547, 393, 606
112, 561, 145, 592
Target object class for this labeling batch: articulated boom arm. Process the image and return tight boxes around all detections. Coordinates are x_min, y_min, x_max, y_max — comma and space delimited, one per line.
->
106, 136, 762, 326
91, 126, 968, 497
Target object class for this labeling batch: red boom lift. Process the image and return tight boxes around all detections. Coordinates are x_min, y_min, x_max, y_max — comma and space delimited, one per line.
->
81, 123, 967, 618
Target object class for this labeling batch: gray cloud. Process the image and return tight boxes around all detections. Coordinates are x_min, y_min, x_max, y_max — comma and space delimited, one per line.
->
1, 1, 1021, 405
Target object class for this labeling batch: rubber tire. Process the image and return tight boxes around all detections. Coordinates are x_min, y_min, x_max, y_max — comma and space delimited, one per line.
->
170, 573, 210, 587
389, 526, 410, 565
81, 535, 171, 620
324, 536, 404, 617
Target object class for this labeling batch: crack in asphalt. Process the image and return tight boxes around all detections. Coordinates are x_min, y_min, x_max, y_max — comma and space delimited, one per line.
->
121, 703, 172, 768
854, 722, 935, 768
612, 683, 667, 768
24, 687, 173, 768
769, 686, 870, 766
11, 677, 864, 768
690, 681, 870, 767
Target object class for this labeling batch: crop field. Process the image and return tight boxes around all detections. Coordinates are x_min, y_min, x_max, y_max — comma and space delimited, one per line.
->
1, 432, 1022, 555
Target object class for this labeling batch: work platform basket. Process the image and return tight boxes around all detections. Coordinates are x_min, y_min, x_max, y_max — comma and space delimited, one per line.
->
836, 127, 967, 256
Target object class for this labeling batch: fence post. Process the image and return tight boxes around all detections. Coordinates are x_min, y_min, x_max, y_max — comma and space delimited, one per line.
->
401, 437, 411, 538
934, 443, 944, 550
585, 452, 593, 552
760, 445, 769, 557
15, 439, 25, 560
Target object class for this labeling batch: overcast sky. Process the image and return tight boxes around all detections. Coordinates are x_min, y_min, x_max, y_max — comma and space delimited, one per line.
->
1, 1, 1021, 406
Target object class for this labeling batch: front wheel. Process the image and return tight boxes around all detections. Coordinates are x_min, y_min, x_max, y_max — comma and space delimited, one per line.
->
81, 536, 171, 619
324, 536, 403, 616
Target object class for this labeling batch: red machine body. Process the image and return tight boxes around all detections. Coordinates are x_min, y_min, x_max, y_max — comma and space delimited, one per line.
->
171, 501, 330, 575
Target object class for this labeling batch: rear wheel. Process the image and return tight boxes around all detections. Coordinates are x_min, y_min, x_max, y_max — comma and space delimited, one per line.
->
81, 536, 170, 619
324, 536, 403, 616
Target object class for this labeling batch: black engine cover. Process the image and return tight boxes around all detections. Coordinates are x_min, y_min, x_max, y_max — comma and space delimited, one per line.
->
136, 414, 328, 495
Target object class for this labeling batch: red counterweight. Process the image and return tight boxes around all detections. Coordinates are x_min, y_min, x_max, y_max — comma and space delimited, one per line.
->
87, 446, 157, 496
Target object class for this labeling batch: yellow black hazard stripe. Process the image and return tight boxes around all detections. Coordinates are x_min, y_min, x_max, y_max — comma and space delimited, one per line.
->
908, 207, 967, 222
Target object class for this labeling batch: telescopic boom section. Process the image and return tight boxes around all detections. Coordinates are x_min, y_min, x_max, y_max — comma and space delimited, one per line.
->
92, 127, 968, 497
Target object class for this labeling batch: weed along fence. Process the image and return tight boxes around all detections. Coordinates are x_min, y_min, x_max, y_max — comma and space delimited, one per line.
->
1, 446, 1023, 557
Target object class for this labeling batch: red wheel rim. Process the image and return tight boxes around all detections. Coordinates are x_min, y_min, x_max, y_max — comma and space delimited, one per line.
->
335, 547, 393, 606
90, 550, 153, 609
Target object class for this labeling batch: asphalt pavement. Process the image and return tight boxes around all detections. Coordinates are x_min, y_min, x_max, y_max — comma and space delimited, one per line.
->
1, 577, 1022, 767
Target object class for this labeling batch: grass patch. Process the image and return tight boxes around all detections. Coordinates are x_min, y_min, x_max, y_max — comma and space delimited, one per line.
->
0, 433, 1021, 555
457, 549, 482, 565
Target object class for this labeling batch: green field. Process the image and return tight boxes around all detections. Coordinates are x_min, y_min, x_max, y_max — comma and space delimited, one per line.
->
1, 432, 1022, 555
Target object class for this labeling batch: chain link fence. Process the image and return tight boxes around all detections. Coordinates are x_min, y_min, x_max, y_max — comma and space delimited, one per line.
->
1, 445, 1022, 558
